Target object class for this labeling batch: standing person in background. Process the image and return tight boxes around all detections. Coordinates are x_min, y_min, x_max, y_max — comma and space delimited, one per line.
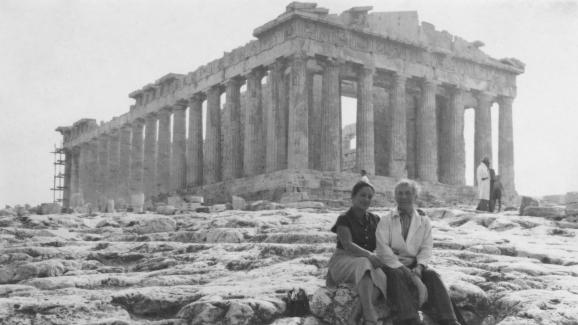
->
360, 169, 370, 183
476, 157, 491, 212
488, 167, 496, 212
493, 175, 504, 212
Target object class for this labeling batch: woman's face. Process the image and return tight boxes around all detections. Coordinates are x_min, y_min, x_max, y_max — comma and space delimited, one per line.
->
352, 186, 374, 211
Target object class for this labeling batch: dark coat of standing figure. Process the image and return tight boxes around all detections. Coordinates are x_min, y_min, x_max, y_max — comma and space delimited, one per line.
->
327, 181, 387, 325
375, 179, 462, 325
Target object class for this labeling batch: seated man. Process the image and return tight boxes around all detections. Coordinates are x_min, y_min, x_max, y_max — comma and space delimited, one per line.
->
375, 179, 462, 325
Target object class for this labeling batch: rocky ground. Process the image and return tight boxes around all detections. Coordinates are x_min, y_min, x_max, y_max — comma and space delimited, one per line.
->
1, 203, 578, 325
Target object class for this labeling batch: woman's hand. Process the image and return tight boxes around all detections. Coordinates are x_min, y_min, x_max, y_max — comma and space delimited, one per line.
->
367, 253, 383, 268
412, 264, 424, 278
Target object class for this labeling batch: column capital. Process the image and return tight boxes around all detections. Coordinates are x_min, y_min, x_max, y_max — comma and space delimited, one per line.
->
497, 95, 514, 106
391, 71, 408, 84
225, 76, 243, 88
421, 78, 439, 88
173, 99, 188, 110
158, 106, 172, 117
473, 90, 495, 103
207, 84, 225, 96
132, 117, 146, 126
249, 66, 267, 79
190, 92, 206, 102
120, 123, 132, 131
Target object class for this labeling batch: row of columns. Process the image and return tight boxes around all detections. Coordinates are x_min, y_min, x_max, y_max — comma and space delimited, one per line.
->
63, 54, 516, 208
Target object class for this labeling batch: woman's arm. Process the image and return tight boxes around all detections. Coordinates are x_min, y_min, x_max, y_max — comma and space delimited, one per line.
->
336, 225, 382, 267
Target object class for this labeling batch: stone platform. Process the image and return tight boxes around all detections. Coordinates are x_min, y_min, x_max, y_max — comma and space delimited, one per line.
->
182, 169, 477, 207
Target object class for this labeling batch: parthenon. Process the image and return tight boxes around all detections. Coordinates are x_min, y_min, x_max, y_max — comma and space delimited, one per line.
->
56, 3, 524, 210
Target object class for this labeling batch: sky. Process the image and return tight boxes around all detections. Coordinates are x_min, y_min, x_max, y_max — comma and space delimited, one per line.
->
1, 0, 577, 207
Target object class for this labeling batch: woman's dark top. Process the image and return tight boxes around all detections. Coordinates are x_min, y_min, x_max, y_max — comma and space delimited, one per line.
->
330, 208, 380, 252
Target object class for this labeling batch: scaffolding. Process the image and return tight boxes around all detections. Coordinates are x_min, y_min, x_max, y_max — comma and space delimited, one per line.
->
50, 144, 66, 204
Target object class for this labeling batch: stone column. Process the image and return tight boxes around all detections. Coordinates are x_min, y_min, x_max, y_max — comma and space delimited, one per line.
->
416, 79, 438, 182
96, 135, 109, 210
171, 101, 187, 190
320, 59, 341, 171
129, 119, 145, 204
156, 108, 172, 195
287, 54, 309, 169
224, 78, 243, 180
388, 72, 407, 178
70, 146, 80, 200
474, 91, 493, 183
265, 60, 285, 172
444, 86, 466, 185
244, 69, 265, 176
143, 113, 157, 199
204, 86, 222, 184
117, 125, 132, 207
85, 140, 99, 206
107, 130, 120, 201
498, 96, 516, 197
63, 149, 72, 209
78, 143, 90, 203
187, 94, 204, 186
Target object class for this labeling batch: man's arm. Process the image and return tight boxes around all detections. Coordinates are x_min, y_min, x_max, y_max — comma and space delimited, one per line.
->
415, 217, 433, 271
375, 216, 403, 268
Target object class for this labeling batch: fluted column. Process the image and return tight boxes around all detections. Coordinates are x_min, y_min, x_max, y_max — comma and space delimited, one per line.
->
70, 146, 80, 199
287, 54, 309, 169
244, 69, 265, 176
96, 135, 109, 210
107, 130, 120, 200
85, 140, 99, 206
143, 113, 157, 199
117, 125, 132, 206
63, 149, 72, 209
204, 86, 222, 184
78, 143, 89, 203
388, 72, 407, 178
444, 86, 466, 185
416, 79, 438, 182
187, 94, 204, 186
130, 119, 145, 197
224, 78, 243, 180
320, 59, 341, 171
266, 60, 285, 172
156, 108, 172, 195
171, 101, 187, 190
498, 96, 516, 197
474, 91, 493, 183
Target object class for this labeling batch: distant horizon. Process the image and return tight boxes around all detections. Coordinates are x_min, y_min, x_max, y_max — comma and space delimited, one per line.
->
1, 0, 577, 207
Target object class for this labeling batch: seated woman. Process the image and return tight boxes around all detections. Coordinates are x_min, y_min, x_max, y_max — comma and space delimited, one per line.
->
327, 181, 387, 325
375, 179, 462, 325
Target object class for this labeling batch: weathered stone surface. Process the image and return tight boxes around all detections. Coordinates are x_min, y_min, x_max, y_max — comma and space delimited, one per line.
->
132, 216, 177, 234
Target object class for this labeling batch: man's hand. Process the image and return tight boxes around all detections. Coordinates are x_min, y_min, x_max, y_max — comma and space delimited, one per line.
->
412, 264, 424, 278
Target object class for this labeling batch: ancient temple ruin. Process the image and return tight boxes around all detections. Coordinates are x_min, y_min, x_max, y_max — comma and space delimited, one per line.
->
56, 3, 524, 209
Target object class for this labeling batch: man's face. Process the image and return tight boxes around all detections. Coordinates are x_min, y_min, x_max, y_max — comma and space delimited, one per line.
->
395, 184, 416, 210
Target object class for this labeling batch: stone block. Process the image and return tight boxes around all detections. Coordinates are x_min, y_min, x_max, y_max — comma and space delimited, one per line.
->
106, 200, 116, 213
130, 193, 145, 213
209, 204, 228, 213
182, 202, 202, 211
156, 205, 178, 215
519, 196, 539, 216
523, 206, 565, 219
565, 204, 578, 216
167, 196, 184, 207
184, 195, 204, 203
40, 203, 61, 215
566, 192, 578, 204
283, 201, 325, 209
231, 195, 247, 210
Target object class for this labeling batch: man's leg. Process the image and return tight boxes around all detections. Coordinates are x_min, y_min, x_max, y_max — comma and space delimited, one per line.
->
420, 269, 459, 324
381, 267, 420, 323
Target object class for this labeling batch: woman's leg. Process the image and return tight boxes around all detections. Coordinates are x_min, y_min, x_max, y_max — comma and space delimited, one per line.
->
358, 271, 378, 323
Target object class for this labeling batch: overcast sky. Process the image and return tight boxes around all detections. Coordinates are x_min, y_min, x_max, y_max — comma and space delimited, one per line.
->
1, 0, 577, 207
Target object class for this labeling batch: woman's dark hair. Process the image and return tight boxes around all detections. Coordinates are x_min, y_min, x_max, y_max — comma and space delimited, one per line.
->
351, 181, 375, 198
